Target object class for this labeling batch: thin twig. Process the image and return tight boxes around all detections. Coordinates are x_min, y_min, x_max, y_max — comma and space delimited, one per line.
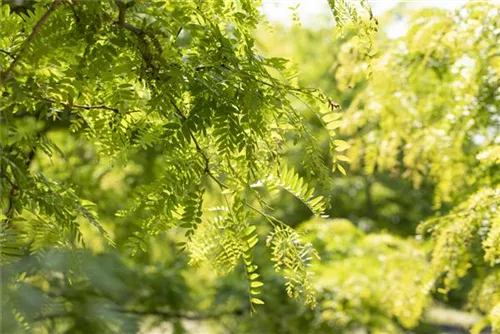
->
35, 96, 118, 113
49, 99, 119, 113
112, 307, 244, 320
3, 184, 18, 228
1, 0, 61, 85
2, 141, 37, 228
114, 0, 163, 57
23, 94, 142, 114
36, 308, 244, 322
0, 49, 15, 59
243, 200, 288, 228
167, 97, 228, 189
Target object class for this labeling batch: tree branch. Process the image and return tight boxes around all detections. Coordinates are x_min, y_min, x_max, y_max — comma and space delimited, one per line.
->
114, 0, 165, 82
244, 201, 283, 227
36, 307, 244, 322
0, 49, 15, 59
3, 183, 18, 228
112, 307, 244, 320
167, 97, 228, 189
46, 98, 119, 113
114, 0, 143, 36
20, 94, 143, 115
1, 0, 61, 85
2, 141, 37, 228
112, 0, 226, 190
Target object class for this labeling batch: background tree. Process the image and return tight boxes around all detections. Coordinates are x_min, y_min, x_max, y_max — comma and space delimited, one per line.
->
256, 1, 499, 332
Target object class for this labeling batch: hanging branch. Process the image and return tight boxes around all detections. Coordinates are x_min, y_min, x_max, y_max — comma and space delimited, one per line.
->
113, 1, 227, 190
1, 141, 37, 229
167, 96, 228, 190
0, 49, 15, 59
0, 0, 61, 85
36, 307, 245, 322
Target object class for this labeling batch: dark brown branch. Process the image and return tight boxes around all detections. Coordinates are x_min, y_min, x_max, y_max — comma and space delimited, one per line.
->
71, 103, 119, 112
0, 49, 15, 59
64, 103, 142, 115
68, 1, 81, 23
3, 184, 18, 227
2, 141, 37, 228
114, 0, 145, 37
115, 0, 126, 25
36, 308, 244, 322
167, 96, 187, 121
22, 94, 143, 114
115, 1, 136, 20
175, 26, 183, 40
45, 97, 119, 113
114, 0, 164, 79
1, 0, 61, 85
112, 308, 244, 320
26, 146, 37, 168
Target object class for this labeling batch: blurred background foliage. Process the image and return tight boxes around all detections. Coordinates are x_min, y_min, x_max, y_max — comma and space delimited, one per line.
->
1, 1, 499, 333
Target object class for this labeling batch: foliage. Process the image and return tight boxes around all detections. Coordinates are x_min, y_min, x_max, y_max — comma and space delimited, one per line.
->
0, 0, 376, 332
1, 249, 193, 334
340, 3, 499, 208
301, 218, 432, 333
257, 1, 500, 332
337, 2, 500, 331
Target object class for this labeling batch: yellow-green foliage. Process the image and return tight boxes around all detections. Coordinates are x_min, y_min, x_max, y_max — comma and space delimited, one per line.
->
420, 187, 500, 271
469, 270, 500, 333
301, 219, 432, 332
1, 1, 372, 327
419, 187, 500, 330
331, 5, 500, 326
340, 3, 500, 207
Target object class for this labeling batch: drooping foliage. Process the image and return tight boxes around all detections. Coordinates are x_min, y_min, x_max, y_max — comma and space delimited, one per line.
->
0, 0, 378, 332
212, 218, 434, 334
341, 3, 499, 207
341, 4, 499, 329
2, 0, 499, 333
257, 1, 500, 332
337, 3, 500, 331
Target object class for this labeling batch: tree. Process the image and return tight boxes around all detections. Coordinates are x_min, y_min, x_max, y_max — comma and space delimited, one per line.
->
0, 1, 372, 332
3, 1, 498, 333
257, 2, 500, 332
339, 4, 499, 331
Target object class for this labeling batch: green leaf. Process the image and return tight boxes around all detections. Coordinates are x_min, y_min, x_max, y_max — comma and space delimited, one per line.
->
251, 298, 265, 305
250, 281, 264, 288
337, 164, 346, 175
248, 273, 260, 280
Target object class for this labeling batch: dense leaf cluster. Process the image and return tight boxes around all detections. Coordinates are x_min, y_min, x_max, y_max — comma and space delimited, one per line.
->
257, 2, 499, 332
1, 0, 499, 333
0, 1, 363, 332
